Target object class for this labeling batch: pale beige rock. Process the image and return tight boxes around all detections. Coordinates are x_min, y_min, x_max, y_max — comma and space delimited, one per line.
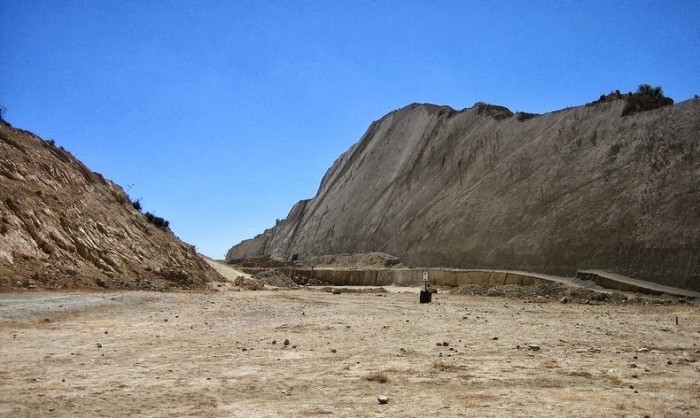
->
0, 120, 221, 290
228, 99, 700, 291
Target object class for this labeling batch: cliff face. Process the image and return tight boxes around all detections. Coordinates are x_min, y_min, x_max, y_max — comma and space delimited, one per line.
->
227, 99, 700, 290
0, 121, 221, 290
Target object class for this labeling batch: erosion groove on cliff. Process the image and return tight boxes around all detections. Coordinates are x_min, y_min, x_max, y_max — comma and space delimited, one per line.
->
228, 99, 700, 291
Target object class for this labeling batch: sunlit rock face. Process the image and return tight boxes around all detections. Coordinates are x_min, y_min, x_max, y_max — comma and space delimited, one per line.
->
0, 120, 221, 290
227, 99, 700, 291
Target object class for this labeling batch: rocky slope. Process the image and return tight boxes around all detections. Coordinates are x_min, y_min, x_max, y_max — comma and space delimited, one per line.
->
0, 120, 222, 290
227, 98, 700, 291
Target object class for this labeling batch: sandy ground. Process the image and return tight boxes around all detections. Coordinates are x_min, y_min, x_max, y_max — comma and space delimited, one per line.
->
1, 286, 698, 417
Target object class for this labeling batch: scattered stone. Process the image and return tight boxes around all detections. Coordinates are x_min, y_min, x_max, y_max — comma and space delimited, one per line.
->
96, 343, 102, 349
492, 337, 499, 340
630, 363, 637, 368
442, 342, 449, 347
378, 395, 389, 404
560, 297, 568, 304
331, 349, 337, 353
528, 344, 541, 351
284, 339, 290, 346
104, 331, 108, 334
667, 360, 673, 365
638, 348, 649, 353
272, 340, 277, 345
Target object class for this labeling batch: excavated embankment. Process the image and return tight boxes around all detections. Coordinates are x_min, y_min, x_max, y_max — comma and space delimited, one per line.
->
228, 98, 700, 291
0, 120, 222, 290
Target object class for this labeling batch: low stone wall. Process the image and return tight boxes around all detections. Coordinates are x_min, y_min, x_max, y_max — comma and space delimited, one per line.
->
279, 267, 551, 288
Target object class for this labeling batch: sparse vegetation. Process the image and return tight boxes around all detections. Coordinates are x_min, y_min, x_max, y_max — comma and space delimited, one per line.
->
586, 89, 625, 107
622, 84, 674, 116
516, 111, 539, 122
430, 360, 465, 372
589, 129, 598, 145
128, 198, 170, 230
365, 370, 388, 383
474, 102, 514, 120
145, 211, 170, 230
586, 85, 674, 116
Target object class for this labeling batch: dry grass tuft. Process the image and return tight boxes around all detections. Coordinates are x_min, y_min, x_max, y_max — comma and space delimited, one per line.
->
430, 360, 466, 372
365, 370, 388, 383
566, 370, 593, 378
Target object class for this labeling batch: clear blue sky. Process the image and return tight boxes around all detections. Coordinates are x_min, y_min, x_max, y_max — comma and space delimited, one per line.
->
1, 1, 699, 258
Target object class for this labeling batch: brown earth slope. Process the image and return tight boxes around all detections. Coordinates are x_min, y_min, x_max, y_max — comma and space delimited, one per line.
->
227, 98, 700, 290
0, 120, 221, 290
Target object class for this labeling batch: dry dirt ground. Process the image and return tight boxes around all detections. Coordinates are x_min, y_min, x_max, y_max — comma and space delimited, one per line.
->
1, 286, 698, 417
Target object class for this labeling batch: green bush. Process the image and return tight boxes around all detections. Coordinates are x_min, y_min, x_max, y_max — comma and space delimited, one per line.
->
145, 211, 170, 230
621, 84, 674, 116
586, 85, 673, 116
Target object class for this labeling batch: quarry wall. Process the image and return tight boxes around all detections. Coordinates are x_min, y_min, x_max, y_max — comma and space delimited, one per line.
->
228, 99, 700, 291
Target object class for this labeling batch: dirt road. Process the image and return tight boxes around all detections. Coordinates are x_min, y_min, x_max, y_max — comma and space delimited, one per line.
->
1, 288, 698, 417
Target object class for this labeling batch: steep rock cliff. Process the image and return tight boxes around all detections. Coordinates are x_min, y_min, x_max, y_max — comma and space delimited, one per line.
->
0, 120, 222, 290
227, 99, 700, 290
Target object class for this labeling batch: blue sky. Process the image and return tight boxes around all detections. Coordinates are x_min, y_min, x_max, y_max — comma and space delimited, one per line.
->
1, 1, 699, 258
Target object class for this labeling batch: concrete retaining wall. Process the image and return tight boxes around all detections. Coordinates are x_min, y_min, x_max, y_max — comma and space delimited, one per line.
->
279, 267, 551, 288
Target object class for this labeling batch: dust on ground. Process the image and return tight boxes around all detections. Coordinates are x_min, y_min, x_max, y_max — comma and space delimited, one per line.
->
1, 287, 698, 417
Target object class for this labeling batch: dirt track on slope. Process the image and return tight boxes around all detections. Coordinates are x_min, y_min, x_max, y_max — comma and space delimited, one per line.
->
1, 288, 698, 417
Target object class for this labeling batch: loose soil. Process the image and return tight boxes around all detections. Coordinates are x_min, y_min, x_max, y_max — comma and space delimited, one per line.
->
1, 287, 698, 417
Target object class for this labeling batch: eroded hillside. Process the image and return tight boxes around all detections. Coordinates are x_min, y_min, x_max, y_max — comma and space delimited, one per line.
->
228, 98, 700, 290
0, 120, 221, 290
